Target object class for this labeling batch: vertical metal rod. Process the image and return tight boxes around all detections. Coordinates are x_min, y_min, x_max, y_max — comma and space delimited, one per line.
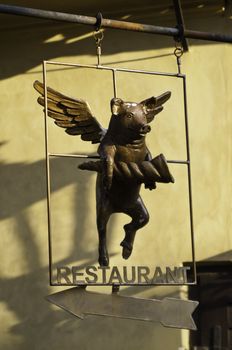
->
182, 75, 196, 283
43, 61, 53, 285
177, 57, 182, 75
173, 0, 189, 51
112, 69, 117, 98
97, 46, 101, 66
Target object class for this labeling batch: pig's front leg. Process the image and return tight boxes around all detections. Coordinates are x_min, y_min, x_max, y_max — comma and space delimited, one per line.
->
144, 148, 156, 190
145, 148, 153, 162
99, 144, 116, 191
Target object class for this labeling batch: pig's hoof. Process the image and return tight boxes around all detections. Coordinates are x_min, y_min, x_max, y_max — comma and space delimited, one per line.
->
120, 240, 133, 259
98, 255, 109, 266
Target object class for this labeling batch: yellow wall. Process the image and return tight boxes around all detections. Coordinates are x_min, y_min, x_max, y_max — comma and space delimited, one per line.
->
0, 9, 232, 350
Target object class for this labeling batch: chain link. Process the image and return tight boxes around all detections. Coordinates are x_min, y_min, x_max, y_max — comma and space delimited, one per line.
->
174, 40, 184, 74
93, 30, 104, 66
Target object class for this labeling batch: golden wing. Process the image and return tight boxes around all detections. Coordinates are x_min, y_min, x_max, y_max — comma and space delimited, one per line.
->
141, 91, 171, 123
33, 80, 106, 144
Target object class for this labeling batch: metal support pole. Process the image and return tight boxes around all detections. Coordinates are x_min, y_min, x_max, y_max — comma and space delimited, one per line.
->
0, 4, 232, 44
43, 61, 53, 285
224, 0, 232, 18
173, 0, 189, 51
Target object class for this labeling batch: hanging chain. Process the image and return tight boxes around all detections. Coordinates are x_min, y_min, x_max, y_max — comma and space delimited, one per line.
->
93, 30, 104, 66
174, 40, 184, 74
93, 12, 104, 66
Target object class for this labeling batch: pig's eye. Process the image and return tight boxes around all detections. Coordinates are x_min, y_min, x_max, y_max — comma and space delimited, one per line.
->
127, 113, 134, 119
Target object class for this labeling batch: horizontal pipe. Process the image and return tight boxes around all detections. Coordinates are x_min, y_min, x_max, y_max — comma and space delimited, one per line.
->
0, 4, 97, 25
185, 28, 232, 43
0, 4, 232, 43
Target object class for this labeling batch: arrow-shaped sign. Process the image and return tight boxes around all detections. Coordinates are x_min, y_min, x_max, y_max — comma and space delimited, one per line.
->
46, 287, 198, 330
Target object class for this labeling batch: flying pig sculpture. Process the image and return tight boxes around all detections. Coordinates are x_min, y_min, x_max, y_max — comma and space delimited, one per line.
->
34, 81, 174, 266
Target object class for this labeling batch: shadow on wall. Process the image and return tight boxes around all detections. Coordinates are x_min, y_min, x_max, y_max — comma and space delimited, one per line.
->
0, 147, 118, 257
0, 147, 120, 349
0, 146, 180, 350
0, 22, 173, 79
1, 10, 232, 79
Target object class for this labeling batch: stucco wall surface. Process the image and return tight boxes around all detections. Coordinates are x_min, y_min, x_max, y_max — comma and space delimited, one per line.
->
0, 7, 232, 350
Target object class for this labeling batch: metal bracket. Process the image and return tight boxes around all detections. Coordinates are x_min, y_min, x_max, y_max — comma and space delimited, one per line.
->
95, 12, 103, 32
112, 284, 120, 294
224, 0, 232, 18
173, 0, 189, 52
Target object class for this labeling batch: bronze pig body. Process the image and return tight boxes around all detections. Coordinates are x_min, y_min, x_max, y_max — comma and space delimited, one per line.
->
96, 98, 155, 266
34, 81, 174, 266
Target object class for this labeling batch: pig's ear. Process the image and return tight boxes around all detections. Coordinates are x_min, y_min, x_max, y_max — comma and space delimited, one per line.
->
111, 98, 124, 116
141, 91, 171, 123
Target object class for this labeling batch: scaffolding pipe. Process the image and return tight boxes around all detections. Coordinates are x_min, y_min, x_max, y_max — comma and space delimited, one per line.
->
0, 3, 232, 43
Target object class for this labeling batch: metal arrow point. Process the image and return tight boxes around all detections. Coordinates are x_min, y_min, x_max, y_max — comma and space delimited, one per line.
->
46, 287, 198, 330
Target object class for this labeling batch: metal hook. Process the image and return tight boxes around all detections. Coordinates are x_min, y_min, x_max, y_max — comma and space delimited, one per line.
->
174, 40, 184, 74
93, 30, 104, 43
174, 47, 183, 58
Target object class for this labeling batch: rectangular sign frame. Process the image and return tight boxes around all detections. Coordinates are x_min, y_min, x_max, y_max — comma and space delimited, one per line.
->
42, 60, 197, 286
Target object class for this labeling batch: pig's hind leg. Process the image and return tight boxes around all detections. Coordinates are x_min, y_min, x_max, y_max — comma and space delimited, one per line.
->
96, 174, 112, 267
120, 196, 149, 259
97, 207, 111, 266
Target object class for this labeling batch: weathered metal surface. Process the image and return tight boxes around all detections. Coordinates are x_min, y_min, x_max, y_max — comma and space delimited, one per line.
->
79, 154, 175, 184
184, 28, 232, 43
0, 3, 232, 43
46, 287, 198, 330
34, 80, 106, 142
55, 265, 191, 286
34, 81, 173, 267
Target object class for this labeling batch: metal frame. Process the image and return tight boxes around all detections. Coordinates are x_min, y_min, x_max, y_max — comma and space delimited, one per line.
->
43, 60, 197, 286
1, 3, 232, 43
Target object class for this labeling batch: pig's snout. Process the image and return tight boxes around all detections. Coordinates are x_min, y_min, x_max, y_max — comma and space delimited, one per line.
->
140, 124, 151, 134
